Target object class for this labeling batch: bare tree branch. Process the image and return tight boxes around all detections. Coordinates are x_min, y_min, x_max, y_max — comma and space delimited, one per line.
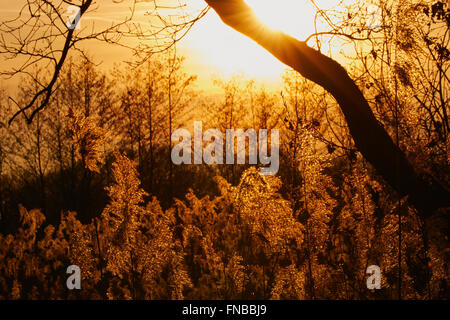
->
1, 0, 207, 124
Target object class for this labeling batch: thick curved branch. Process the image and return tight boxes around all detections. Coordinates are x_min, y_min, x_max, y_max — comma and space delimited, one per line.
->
205, 0, 449, 216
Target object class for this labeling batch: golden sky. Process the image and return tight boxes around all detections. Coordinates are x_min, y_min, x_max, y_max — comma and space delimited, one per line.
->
1, 0, 348, 91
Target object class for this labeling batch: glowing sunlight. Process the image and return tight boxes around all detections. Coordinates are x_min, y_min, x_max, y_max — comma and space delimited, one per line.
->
183, 0, 338, 85
246, 0, 317, 39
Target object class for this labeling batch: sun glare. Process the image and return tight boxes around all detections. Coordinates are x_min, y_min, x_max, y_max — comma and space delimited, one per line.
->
182, 0, 339, 87
246, 0, 316, 40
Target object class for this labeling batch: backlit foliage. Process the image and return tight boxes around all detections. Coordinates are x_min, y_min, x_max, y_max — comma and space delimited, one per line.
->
67, 106, 105, 173
0, 150, 448, 299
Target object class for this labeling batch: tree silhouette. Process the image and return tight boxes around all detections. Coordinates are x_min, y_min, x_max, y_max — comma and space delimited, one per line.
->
1, 0, 208, 124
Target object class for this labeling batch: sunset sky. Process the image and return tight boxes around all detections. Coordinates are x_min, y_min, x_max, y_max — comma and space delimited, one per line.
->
1, 0, 345, 91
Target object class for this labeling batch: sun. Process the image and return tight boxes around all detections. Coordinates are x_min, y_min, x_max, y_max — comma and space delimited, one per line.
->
181, 0, 337, 87
246, 0, 316, 40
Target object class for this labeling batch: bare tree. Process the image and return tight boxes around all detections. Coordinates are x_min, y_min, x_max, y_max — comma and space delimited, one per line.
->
0, 0, 208, 124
